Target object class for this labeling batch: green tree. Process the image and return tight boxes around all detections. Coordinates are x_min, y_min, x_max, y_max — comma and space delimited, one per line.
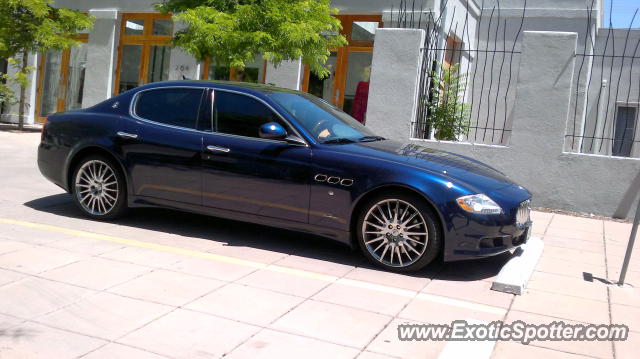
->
426, 63, 470, 141
0, 0, 93, 130
155, 0, 347, 79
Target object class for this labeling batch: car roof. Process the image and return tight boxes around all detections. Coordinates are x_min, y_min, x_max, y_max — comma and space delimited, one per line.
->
136, 80, 301, 96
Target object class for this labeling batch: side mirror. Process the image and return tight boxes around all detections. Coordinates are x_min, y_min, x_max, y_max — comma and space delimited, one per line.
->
259, 122, 287, 140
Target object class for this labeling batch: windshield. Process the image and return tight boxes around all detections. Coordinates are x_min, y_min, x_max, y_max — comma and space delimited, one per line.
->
268, 92, 378, 143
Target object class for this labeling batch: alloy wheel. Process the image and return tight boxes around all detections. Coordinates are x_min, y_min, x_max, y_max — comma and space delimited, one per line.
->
362, 199, 429, 267
74, 160, 119, 216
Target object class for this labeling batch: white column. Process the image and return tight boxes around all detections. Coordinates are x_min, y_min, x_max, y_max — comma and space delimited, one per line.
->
365, 28, 426, 141
82, 9, 119, 107
264, 59, 304, 90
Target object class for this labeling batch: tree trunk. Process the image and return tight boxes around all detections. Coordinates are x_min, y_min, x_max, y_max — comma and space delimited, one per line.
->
17, 52, 28, 131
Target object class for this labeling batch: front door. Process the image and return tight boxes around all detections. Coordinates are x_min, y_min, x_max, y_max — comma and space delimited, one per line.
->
201, 90, 311, 223
120, 87, 205, 205
35, 36, 88, 122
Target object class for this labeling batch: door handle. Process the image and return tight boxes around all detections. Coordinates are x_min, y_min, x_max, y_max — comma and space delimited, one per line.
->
117, 131, 138, 139
206, 145, 231, 153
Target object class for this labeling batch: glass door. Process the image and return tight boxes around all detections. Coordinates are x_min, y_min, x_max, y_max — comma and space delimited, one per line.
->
301, 15, 380, 123
36, 36, 88, 122
114, 14, 173, 95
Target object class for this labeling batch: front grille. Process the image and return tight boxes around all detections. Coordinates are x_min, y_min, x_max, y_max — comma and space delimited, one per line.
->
516, 200, 531, 226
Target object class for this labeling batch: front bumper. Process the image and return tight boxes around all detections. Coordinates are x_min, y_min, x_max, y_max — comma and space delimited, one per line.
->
443, 194, 532, 262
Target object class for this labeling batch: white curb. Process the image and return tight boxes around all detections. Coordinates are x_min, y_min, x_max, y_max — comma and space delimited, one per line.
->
491, 236, 544, 295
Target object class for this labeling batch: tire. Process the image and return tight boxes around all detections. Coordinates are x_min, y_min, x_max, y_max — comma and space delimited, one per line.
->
356, 192, 442, 272
71, 155, 128, 220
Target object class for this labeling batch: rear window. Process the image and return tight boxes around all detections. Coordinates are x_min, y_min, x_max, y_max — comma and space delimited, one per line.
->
135, 88, 204, 129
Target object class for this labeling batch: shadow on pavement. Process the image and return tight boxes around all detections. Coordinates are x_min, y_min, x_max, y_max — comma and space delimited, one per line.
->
23, 193, 512, 282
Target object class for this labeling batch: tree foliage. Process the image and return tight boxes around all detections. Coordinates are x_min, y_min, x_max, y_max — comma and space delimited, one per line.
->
155, 0, 347, 78
0, 0, 93, 129
426, 63, 470, 141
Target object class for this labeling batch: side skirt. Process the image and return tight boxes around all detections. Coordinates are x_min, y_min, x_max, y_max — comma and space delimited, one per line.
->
128, 195, 354, 248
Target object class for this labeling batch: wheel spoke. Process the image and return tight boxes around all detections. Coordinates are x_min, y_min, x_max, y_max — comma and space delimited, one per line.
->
376, 206, 389, 223
103, 191, 117, 202
365, 221, 385, 231
372, 241, 386, 252
365, 236, 384, 245
402, 212, 419, 226
389, 246, 395, 265
405, 232, 428, 236
370, 212, 385, 225
396, 247, 403, 266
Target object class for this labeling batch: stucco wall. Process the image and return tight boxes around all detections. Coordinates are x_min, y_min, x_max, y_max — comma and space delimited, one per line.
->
367, 29, 640, 219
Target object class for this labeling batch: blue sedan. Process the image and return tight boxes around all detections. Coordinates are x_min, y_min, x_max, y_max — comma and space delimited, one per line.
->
37, 81, 532, 272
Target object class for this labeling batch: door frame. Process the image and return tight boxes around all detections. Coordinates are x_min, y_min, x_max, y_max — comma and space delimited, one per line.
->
114, 13, 173, 95
35, 34, 88, 123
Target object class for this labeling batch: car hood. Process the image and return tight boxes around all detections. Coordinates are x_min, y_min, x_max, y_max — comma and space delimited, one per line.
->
336, 140, 520, 193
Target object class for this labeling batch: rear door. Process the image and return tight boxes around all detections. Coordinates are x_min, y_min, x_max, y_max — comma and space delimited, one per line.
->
201, 90, 312, 223
119, 87, 205, 205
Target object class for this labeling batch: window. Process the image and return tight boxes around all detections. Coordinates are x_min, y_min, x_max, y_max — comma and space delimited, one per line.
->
214, 91, 285, 139
135, 88, 204, 129
612, 106, 637, 157
445, 35, 463, 67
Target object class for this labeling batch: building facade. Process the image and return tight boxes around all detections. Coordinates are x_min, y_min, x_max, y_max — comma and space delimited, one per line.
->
9, 0, 639, 161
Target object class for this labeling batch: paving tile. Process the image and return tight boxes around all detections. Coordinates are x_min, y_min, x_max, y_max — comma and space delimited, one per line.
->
36, 292, 172, 340
366, 318, 446, 359
542, 235, 605, 253
608, 284, 640, 307
511, 289, 609, 324
208, 245, 288, 264
610, 304, 640, 333
492, 341, 594, 359
119, 308, 259, 358
0, 277, 95, 319
82, 343, 168, 359
344, 267, 431, 291
603, 220, 632, 239
357, 351, 398, 359
435, 256, 508, 283
527, 271, 608, 302
273, 255, 355, 277
534, 256, 607, 278
109, 269, 225, 306
544, 227, 603, 242
100, 246, 187, 268
614, 330, 640, 359
0, 268, 27, 287
0, 313, 24, 330
504, 311, 613, 359
164, 257, 258, 282
0, 246, 86, 274
0, 321, 106, 359
549, 215, 603, 234
237, 268, 330, 297
271, 300, 391, 349
312, 280, 412, 316
422, 279, 513, 308
185, 283, 303, 326
542, 245, 605, 267
40, 257, 151, 291
398, 296, 504, 324
0, 225, 73, 245
0, 238, 30, 255
44, 236, 126, 256
226, 328, 359, 359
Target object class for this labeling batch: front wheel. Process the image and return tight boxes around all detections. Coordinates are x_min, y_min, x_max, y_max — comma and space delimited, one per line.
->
72, 155, 127, 220
356, 193, 441, 272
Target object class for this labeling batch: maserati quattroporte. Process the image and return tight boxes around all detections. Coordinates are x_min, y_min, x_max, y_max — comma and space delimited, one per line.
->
38, 81, 532, 271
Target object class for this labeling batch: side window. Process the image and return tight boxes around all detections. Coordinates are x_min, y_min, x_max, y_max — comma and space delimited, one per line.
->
135, 88, 204, 129
214, 91, 286, 138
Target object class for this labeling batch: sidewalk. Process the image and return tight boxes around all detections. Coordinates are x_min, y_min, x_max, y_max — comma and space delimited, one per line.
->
0, 131, 638, 359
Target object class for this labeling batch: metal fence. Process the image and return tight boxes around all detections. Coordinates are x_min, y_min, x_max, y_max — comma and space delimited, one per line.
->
392, 0, 526, 145
565, 2, 640, 158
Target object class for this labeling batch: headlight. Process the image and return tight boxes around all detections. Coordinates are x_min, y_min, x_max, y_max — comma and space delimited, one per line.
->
456, 194, 502, 214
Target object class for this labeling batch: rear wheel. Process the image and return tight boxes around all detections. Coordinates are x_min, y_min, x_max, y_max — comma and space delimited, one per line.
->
356, 192, 441, 272
72, 155, 127, 220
